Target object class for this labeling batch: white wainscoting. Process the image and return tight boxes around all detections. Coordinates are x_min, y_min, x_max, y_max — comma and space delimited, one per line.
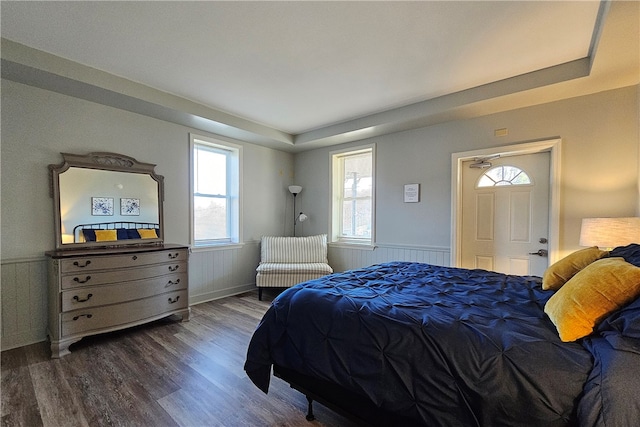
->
1, 241, 448, 351
188, 240, 261, 305
328, 243, 450, 273
1, 257, 48, 351
0, 243, 262, 351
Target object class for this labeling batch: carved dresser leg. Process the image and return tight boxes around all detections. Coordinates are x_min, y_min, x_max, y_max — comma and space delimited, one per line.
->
50, 337, 81, 359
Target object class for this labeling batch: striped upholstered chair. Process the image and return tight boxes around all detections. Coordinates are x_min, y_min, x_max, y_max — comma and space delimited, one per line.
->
255, 234, 333, 300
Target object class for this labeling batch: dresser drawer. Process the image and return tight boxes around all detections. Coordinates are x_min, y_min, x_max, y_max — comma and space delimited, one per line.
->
61, 290, 188, 337
61, 261, 186, 289
61, 272, 187, 312
60, 249, 188, 274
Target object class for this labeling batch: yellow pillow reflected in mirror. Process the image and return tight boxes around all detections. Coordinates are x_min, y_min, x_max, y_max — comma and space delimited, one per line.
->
137, 228, 158, 239
95, 230, 118, 242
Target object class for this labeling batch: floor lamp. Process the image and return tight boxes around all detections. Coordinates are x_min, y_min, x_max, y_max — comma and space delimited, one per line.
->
288, 185, 307, 236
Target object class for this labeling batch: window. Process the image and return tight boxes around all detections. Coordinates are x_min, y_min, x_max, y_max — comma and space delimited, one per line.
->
190, 134, 241, 247
477, 165, 531, 188
330, 145, 375, 245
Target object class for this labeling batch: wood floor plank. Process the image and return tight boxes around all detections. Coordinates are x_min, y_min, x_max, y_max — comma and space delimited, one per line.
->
1, 291, 358, 426
60, 338, 179, 427
222, 299, 273, 321
1, 356, 43, 427
186, 351, 298, 425
111, 332, 182, 400
157, 388, 219, 426
29, 360, 90, 427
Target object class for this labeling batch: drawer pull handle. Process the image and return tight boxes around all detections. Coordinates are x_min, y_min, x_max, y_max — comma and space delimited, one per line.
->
73, 276, 92, 284
168, 265, 180, 272
73, 293, 93, 303
168, 253, 180, 259
73, 260, 92, 268
132, 255, 138, 260
166, 279, 181, 287
72, 314, 93, 321
168, 296, 180, 304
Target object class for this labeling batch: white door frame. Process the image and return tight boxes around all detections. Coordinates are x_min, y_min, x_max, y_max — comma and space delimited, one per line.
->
451, 138, 562, 269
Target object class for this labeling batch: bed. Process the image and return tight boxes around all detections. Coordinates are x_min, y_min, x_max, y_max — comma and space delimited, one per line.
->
244, 244, 640, 426
72, 221, 159, 243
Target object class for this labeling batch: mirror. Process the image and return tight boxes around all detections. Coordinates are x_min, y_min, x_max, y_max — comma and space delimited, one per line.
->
49, 152, 164, 250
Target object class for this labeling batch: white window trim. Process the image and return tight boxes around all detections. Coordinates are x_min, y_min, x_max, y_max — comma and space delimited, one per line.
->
329, 144, 376, 247
189, 133, 243, 248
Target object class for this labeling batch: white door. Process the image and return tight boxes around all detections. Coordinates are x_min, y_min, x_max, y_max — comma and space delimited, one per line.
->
461, 152, 550, 276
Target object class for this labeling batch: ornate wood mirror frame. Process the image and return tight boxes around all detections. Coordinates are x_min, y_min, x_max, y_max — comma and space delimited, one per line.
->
49, 152, 164, 250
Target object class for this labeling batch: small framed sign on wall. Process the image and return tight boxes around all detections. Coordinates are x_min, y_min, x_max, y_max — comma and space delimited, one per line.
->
404, 183, 420, 203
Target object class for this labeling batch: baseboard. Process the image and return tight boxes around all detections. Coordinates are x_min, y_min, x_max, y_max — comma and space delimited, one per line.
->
189, 283, 257, 306
1, 330, 47, 352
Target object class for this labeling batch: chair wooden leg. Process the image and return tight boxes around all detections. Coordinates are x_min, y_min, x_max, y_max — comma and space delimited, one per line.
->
258, 288, 263, 301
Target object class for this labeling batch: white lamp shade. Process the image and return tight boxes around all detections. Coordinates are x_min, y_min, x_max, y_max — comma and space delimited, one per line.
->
288, 185, 302, 195
579, 217, 640, 249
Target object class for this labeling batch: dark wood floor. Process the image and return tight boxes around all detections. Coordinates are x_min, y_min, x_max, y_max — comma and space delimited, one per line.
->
1, 290, 359, 427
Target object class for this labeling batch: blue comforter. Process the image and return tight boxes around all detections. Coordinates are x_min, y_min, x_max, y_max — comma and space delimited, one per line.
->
245, 257, 640, 426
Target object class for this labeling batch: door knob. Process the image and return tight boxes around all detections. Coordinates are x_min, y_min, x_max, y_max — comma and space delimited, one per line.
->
529, 249, 548, 257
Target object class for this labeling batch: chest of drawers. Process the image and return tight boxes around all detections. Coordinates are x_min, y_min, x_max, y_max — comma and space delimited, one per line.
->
46, 244, 190, 358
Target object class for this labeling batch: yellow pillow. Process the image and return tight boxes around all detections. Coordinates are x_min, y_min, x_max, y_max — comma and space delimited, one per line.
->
542, 246, 608, 290
137, 228, 158, 239
544, 257, 640, 342
95, 229, 117, 242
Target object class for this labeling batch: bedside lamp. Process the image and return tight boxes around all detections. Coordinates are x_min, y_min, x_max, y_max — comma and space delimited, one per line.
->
579, 217, 640, 250
60, 222, 74, 244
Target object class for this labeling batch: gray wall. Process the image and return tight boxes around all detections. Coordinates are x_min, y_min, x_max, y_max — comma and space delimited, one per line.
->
1, 79, 294, 349
1, 78, 639, 350
1, 79, 294, 259
295, 85, 640, 256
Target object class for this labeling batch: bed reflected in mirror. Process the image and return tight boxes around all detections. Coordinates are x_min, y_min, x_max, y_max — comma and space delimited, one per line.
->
49, 152, 164, 249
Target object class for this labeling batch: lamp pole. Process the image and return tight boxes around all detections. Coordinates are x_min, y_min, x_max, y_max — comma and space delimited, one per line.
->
293, 192, 298, 236
288, 185, 303, 237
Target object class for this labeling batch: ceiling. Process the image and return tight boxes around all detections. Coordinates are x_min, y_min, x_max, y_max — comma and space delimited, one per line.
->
1, 1, 638, 152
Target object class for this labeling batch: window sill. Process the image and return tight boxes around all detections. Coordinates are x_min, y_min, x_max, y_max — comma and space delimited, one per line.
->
191, 242, 245, 252
329, 242, 377, 251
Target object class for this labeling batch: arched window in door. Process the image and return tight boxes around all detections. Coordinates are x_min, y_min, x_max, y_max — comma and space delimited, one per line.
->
477, 165, 532, 188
